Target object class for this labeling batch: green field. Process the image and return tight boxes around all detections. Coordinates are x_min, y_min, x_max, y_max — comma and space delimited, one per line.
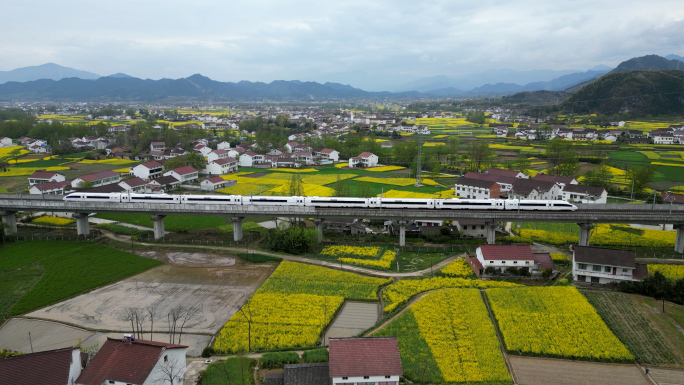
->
0, 264, 43, 323
94, 213, 266, 233
0, 242, 162, 316
582, 291, 683, 366
201, 357, 255, 385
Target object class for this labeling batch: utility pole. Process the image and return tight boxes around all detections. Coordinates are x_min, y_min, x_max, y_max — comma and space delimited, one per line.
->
415, 127, 422, 186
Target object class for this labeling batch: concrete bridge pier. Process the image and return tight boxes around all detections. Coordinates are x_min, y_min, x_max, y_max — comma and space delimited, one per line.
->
398, 220, 407, 246
72, 213, 90, 236
578, 223, 594, 246
675, 224, 684, 254
232, 217, 244, 241
0, 211, 17, 234
486, 222, 498, 244
314, 218, 325, 243
150, 215, 166, 240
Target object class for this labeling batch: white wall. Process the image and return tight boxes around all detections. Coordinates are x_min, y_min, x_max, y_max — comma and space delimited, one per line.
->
142, 348, 186, 385
331, 375, 400, 385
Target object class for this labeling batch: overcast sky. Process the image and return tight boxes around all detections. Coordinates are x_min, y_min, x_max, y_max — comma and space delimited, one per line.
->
2, 0, 683, 90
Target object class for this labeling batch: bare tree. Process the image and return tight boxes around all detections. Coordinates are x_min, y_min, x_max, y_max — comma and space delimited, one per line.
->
147, 305, 159, 341
153, 355, 185, 385
168, 306, 200, 345
238, 302, 253, 352
122, 307, 137, 336
134, 309, 147, 340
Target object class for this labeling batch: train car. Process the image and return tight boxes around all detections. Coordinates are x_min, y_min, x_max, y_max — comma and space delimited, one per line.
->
378, 198, 435, 209
63, 192, 123, 202
244, 195, 305, 206
436, 199, 501, 210
180, 195, 243, 205
504, 200, 577, 211
304, 196, 370, 208
122, 193, 181, 204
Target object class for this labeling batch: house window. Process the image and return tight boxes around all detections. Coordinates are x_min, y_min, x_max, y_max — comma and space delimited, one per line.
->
364, 376, 370, 379
514, 261, 518, 264
591, 277, 600, 283
623, 269, 628, 273
480, 225, 484, 230
342, 377, 348, 380
489, 261, 494, 264
578, 263, 587, 270
592, 265, 602, 272
604, 266, 611, 273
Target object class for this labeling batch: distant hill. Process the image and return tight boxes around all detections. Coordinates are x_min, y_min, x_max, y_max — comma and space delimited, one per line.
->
501, 90, 570, 106
0, 73, 420, 101
106, 73, 134, 78
562, 70, 684, 116
611, 55, 684, 73
666, 54, 684, 63
424, 70, 607, 96
0, 63, 100, 84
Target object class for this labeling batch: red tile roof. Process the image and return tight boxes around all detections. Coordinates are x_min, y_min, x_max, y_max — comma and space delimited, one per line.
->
120, 177, 147, 187
140, 160, 163, 169
485, 168, 523, 178
76, 338, 186, 385
78, 170, 119, 182
208, 176, 225, 183
533, 253, 556, 270
358, 152, 375, 158
328, 337, 402, 378
30, 181, 70, 191
479, 244, 535, 260
169, 165, 198, 175
0, 347, 78, 385
28, 171, 64, 180
213, 157, 237, 165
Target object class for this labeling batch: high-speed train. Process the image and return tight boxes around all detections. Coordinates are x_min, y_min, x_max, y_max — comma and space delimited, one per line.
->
63, 192, 578, 211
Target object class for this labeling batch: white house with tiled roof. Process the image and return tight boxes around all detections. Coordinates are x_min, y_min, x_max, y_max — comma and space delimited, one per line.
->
28, 171, 66, 185
329, 337, 402, 385
348, 152, 378, 168
163, 166, 198, 183
205, 157, 238, 175
572, 246, 647, 284
130, 161, 164, 180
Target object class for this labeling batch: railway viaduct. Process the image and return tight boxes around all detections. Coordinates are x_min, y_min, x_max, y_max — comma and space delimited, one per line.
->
1, 195, 683, 252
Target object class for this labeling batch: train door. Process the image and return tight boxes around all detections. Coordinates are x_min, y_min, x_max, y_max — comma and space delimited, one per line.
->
496, 200, 504, 210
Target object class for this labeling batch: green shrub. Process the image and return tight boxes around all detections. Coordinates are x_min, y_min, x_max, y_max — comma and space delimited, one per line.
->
236, 253, 282, 263
302, 348, 329, 363
259, 352, 300, 369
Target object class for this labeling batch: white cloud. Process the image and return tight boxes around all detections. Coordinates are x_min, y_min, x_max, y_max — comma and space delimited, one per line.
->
0, 0, 683, 90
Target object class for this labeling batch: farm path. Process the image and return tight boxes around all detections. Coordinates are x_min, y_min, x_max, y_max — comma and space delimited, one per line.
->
362, 291, 429, 337
102, 231, 463, 278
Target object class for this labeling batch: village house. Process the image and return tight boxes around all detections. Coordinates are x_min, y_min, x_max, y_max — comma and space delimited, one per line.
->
205, 157, 238, 175
0, 347, 85, 385
474, 244, 556, 275
207, 149, 230, 163
239, 151, 265, 167
146, 176, 181, 193
532, 173, 578, 188
163, 166, 199, 184
217, 140, 231, 150
329, 337, 403, 385
508, 179, 562, 200
454, 177, 501, 199
318, 148, 339, 163
150, 142, 166, 152
348, 152, 378, 168
193, 144, 212, 157
484, 168, 529, 179
71, 170, 121, 189
28, 171, 66, 185
572, 246, 647, 285
201, 176, 230, 191
76, 337, 187, 385
130, 161, 164, 180
0, 136, 13, 146
455, 220, 487, 238
562, 184, 608, 204
29, 181, 70, 195
118, 177, 148, 193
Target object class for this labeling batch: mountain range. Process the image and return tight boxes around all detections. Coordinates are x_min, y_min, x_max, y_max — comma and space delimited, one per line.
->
0, 54, 682, 102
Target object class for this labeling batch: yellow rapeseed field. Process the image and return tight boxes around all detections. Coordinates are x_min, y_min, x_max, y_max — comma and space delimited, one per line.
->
270, 168, 318, 173
647, 264, 684, 280
0, 166, 70, 177
321, 245, 380, 258
340, 250, 396, 269
411, 289, 512, 383
365, 166, 406, 172
487, 287, 633, 362
383, 277, 520, 313
439, 258, 476, 278
32, 216, 75, 226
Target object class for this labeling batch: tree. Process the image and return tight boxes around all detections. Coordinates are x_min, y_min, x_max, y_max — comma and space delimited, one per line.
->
8, 148, 21, 164
288, 173, 304, 197
627, 164, 655, 194
514, 153, 531, 173
77, 181, 94, 190
584, 163, 612, 188
333, 174, 350, 197
162, 153, 205, 171
154, 355, 186, 385
545, 139, 579, 177
466, 142, 493, 171
239, 302, 253, 352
